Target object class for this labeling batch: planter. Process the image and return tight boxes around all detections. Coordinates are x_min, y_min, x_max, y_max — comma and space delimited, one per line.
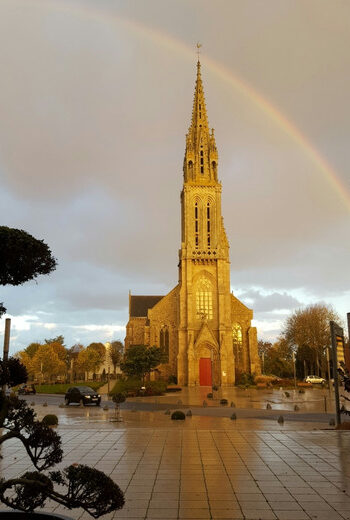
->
0, 511, 72, 519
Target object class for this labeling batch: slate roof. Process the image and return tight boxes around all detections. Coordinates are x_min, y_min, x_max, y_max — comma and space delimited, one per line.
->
130, 295, 164, 317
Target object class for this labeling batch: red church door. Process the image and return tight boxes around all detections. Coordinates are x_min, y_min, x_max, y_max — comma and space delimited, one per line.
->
199, 358, 212, 386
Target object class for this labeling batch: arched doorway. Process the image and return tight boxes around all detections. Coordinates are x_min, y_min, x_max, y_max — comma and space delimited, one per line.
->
195, 342, 219, 387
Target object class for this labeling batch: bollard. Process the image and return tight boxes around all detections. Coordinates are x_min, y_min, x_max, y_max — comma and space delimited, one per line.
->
324, 396, 327, 413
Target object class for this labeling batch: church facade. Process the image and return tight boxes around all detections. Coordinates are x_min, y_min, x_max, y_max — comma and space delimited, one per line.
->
125, 61, 261, 386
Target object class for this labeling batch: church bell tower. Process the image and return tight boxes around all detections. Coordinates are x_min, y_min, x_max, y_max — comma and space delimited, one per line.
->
177, 61, 235, 386
125, 59, 260, 386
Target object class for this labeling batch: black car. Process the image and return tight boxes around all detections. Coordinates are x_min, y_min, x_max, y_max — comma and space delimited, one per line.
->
64, 386, 101, 406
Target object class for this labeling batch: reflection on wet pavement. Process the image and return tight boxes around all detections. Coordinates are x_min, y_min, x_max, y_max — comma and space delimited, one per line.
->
2, 426, 350, 519
2, 387, 350, 519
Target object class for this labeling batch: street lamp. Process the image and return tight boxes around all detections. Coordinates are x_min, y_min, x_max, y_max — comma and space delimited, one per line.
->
292, 351, 296, 389
262, 352, 265, 374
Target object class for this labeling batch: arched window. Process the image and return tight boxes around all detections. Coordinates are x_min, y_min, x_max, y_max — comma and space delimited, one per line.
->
196, 277, 213, 320
188, 160, 193, 181
194, 202, 199, 248
233, 324, 243, 365
212, 161, 217, 180
160, 326, 169, 362
207, 202, 211, 249
165, 329, 169, 361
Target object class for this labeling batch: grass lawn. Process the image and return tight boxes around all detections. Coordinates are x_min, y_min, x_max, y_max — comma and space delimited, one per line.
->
34, 382, 105, 394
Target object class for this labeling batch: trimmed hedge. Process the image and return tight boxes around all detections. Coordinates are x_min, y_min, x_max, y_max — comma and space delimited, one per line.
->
110, 378, 167, 397
42, 414, 58, 426
166, 386, 182, 393
35, 382, 104, 394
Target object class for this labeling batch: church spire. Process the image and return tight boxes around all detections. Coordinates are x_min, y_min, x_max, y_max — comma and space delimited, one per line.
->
190, 61, 210, 138
184, 60, 218, 185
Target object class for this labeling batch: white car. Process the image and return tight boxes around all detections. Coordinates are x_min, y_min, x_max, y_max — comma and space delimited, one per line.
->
305, 375, 326, 384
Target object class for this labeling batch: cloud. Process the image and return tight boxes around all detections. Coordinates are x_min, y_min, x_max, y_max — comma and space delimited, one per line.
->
238, 289, 302, 313
0, 0, 349, 351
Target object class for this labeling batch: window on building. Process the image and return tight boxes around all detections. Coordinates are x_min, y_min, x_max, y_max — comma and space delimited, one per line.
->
207, 202, 211, 248
165, 329, 169, 361
196, 277, 213, 319
160, 326, 169, 362
195, 202, 199, 248
233, 324, 243, 365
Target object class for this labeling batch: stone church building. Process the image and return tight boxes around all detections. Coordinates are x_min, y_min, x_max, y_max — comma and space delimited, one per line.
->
125, 61, 261, 386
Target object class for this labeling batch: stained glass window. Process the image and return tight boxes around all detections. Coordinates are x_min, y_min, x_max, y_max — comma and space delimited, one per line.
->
196, 277, 213, 319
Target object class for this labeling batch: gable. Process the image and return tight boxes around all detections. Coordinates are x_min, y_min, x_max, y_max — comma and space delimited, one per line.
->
231, 293, 253, 321
130, 295, 164, 318
194, 321, 219, 350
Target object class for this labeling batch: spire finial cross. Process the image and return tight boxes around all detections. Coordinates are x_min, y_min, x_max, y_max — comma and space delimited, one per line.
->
196, 42, 202, 61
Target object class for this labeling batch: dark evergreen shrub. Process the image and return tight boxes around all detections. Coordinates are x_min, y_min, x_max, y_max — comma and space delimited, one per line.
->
42, 414, 58, 426
171, 410, 185, 420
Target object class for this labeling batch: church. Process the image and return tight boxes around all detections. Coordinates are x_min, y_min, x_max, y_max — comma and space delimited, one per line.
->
125, 61, 261, 386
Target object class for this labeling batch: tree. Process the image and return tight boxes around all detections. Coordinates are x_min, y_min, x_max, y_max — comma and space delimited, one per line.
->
67, 344, 84, 381
44, 335, 65, 346
24, 342, 42, 359
77, 348, 101, 380
261, 338, 294, 378
48, 340, 67, 363
32, 344, 66, 382
258, 340, 272, 359
0, 226, 57, 286
283, 304, 340, 378
0, 226, 57, 314
87, 342, 106, 362
0, 303, 6, 319
0, 357, 124, 516
19, 340, 68, 382
120, 345, 166, 382
18, 351, 36, 380
109, 341, 124, 374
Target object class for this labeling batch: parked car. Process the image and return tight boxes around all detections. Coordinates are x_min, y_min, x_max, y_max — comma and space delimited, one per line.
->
64, 386, 101, 406
18, 384, 36, 395
304, 375, 326, 384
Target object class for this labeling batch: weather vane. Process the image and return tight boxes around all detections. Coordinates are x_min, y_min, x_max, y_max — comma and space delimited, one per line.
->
196, 42, 202, 60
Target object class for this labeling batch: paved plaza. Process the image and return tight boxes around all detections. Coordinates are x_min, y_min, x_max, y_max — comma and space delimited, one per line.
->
2, 388, 350, 520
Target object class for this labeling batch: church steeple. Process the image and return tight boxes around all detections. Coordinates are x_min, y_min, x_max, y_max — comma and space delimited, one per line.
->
184, 61, 218, 185
190, 61, 210, 137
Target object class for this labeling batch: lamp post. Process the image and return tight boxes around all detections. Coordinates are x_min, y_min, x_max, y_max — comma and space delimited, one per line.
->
2, 318, 11, 393
262, 352, 265, 374
326, 347, 332, 396
292, 351, 297, 389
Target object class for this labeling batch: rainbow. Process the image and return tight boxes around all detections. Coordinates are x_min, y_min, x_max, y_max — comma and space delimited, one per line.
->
16, 0, 350, 212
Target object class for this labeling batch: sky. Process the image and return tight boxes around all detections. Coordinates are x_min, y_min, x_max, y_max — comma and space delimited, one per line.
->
0, 0, 349, 354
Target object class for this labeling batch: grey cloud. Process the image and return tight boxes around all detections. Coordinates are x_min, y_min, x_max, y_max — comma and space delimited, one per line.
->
238, 290, 302, 313
0, 0, 349, 349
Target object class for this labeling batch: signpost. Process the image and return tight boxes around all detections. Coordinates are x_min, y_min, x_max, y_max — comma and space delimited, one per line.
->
330, 320, 345, 427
